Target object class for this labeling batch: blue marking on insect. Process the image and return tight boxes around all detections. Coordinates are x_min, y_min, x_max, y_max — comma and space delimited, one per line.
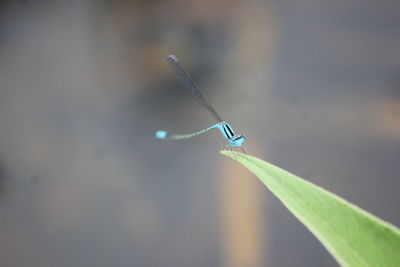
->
155, 130, 168, 139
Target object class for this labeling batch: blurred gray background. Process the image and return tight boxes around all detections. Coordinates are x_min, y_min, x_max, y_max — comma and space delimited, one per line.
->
0, 0, 399, 266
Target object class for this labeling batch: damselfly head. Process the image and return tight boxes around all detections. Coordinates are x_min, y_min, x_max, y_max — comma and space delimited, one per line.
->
229, 135, 246, 147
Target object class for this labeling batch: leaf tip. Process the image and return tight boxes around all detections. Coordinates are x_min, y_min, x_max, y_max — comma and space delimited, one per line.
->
219, 150, 247, 160
219, 150, 229, 156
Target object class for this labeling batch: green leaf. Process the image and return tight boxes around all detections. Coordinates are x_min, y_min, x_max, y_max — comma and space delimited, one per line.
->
220, 151, 400, 267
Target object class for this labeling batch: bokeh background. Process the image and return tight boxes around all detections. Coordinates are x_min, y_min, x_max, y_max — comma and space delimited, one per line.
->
0, 0, 399, 266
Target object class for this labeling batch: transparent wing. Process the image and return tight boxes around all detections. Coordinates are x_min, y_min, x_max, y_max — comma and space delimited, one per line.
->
166, 55, 222, 122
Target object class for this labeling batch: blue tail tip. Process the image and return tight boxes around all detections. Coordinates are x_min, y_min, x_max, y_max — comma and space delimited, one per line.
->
156, 130, 168, 139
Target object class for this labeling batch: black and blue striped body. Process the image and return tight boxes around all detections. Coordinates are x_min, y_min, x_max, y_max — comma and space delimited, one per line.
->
216, 121, 246, 147
156, 121, 245, 147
